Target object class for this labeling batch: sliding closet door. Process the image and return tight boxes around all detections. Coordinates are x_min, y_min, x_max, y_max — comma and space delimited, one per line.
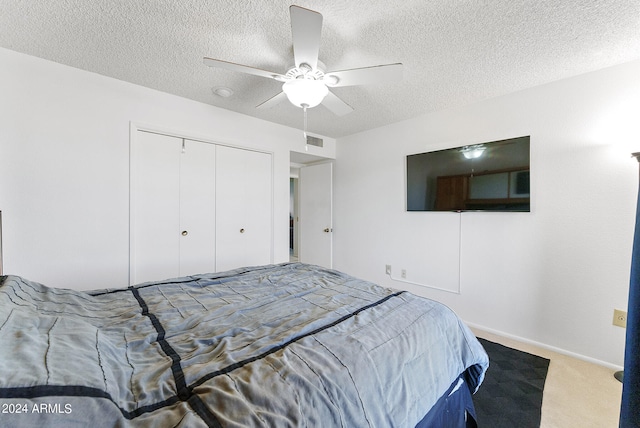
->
131, 131, 181, 284
179, 139, 216, 277
131, 133, 216, 285
131, 132, 272, 282
215, 145, 272, 272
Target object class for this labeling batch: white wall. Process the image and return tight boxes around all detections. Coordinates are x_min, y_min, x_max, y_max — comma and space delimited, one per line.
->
334, 59, 640, 367
0, 47, 335, 290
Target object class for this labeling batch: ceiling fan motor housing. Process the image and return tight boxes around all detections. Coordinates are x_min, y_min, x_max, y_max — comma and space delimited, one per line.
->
286, 63, 324, 80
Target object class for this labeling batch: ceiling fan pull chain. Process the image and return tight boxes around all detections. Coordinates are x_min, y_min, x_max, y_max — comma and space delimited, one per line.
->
303, 104, 309, 151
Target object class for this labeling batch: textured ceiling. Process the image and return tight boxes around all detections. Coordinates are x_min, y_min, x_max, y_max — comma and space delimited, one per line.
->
1, 0, 639, 138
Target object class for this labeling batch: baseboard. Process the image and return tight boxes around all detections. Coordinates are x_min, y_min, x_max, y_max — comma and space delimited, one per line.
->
466, 322, 624, 372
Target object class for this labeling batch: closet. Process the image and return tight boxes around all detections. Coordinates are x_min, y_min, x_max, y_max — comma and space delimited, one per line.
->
130, 130, 272, 285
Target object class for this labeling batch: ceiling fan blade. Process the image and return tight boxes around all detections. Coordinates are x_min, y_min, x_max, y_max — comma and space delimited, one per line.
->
203, 57, 286, 81
324, 63, 403, 87
256, 91, 288, 109
290, 5, 322, 71
321, 91, 354, 116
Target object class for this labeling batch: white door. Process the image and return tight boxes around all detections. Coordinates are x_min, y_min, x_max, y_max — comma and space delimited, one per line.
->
131, 133, 217, 285
131, 131, 181, 284
299, 162, 333, 268
215, 145, 272, 272
179, 139, 216, 277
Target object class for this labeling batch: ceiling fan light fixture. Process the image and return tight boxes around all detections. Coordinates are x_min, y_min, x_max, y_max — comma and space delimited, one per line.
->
282, 78, 328, 108
460, 144, 486, 159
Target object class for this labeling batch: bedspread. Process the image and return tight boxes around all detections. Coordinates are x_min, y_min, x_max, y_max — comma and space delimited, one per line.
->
0, 263, 488, 427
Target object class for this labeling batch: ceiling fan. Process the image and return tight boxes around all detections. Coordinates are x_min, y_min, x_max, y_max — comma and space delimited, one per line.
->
203, 5, 403, 117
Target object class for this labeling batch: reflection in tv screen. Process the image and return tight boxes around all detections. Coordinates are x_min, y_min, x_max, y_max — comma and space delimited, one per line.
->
406, 136, 530, 212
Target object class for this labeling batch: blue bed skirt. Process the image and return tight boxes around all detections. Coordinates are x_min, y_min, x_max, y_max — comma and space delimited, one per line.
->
415, 372, 478, 428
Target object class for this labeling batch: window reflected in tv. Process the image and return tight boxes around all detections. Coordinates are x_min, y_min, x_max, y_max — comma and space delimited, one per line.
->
406, 136, 530, 212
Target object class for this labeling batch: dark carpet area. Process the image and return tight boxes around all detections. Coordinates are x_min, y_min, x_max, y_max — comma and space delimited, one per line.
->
473, 338, 550, 428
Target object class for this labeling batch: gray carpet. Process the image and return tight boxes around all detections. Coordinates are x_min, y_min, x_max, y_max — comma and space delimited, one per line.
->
473, 338, 550, 428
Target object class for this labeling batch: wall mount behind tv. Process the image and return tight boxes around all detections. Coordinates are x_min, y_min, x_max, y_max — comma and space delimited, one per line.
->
406, 136, 530, 212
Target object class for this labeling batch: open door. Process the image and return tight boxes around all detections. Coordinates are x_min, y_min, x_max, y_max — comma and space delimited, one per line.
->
299, 162, 333, 268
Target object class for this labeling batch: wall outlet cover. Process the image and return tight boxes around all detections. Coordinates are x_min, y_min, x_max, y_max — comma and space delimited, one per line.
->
613, 309, 627, 328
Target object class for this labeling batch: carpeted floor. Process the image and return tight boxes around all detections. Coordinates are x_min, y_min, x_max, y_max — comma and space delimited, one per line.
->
473, 338, 550, 428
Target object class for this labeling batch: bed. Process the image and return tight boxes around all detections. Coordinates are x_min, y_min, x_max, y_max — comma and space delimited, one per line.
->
0, 263, 488, 427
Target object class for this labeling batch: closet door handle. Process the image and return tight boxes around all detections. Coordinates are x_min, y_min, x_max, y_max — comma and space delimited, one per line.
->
181, 230, 188, 236
240, 228, 245, 233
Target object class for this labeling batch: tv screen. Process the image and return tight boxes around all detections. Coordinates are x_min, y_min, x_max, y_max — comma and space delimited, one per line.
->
406, 136, 530, 212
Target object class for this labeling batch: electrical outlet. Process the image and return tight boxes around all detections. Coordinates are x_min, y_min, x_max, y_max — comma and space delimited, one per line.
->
401, 269, 407, 279
613, 309, 627, 328
385, 265, 392, 275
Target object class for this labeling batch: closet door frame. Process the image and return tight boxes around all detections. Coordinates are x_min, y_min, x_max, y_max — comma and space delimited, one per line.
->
129, 122, 274, 285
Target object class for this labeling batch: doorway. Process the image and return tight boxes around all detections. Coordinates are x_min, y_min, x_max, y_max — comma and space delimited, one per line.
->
289, 176, 299, 261
290, 151, 334, 268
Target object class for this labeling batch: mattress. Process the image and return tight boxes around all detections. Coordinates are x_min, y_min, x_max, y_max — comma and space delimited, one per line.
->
0, 263, 488, 427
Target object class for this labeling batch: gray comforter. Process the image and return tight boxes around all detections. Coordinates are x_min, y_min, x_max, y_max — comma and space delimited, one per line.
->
0, 263, 488, 427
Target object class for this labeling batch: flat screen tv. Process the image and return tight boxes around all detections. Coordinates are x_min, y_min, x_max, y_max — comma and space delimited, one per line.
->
406, 136, 530, 212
